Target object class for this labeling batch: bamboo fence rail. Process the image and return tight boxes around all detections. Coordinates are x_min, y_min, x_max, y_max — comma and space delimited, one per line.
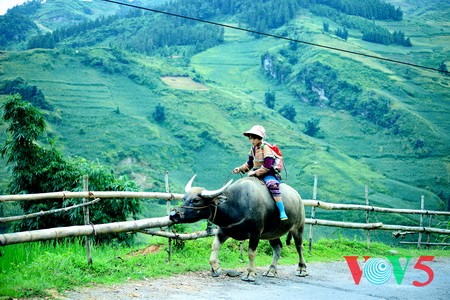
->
0, 217, 172, 246
2, 191, 449, 215
0, 198, 100, 223
141, 228, 218, 240
0, 191, 185, 202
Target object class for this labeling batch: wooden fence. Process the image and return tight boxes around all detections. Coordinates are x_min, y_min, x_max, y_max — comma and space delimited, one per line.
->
1, 175, 450, 251
1, 192, 449, 245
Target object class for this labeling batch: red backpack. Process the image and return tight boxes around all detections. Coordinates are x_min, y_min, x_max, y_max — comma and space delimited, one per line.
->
262, 142, 284, 173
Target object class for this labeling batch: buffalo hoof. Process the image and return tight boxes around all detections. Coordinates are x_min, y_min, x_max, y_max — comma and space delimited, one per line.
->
263, 265, 277, 277
211, 267, 222, 277
241, 271, 256, 282
295, 268, 308, 277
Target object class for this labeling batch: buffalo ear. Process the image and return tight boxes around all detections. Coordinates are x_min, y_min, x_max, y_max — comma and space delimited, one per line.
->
216, 195, 227, 203
217, 195, 227, 201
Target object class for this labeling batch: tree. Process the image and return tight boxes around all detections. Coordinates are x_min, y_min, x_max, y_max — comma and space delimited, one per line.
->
1, 78, 53, 111
352, 92, 391, 125
336, 27, 348, 41
1, 95, 141, 244
304, 118, 321, 137
153, 103, 166, 123
278, 104, 296, 122
1, 94, 77, 230
264, 91, 276, 109
404, 37, 412, 47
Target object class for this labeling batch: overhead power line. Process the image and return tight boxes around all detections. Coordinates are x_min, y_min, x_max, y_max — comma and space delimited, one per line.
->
100, 0, 448, 74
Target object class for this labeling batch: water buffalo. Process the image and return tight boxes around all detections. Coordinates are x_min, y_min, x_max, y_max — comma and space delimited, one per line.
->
169, 175, 307, 281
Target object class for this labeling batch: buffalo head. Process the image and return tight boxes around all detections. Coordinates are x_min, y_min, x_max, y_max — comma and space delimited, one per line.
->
170, 175, 233, 224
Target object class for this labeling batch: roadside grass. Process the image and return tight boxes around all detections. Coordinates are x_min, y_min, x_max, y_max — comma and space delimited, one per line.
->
1, 236, 449, 299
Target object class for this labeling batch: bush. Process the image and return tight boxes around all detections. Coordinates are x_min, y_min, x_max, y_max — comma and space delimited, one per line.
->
352, 92, 390, 124
304, 118, 321, 137
264, 90, 276, 109
0, 77, 53, 110
278, 104, 296, 122
153, 103, 166, 123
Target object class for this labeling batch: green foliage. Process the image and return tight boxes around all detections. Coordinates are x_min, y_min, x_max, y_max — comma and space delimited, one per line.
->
80, 48, 130, 74
0, 95, 141, 244
261, 52, 292, 83
1, 94, 50, 192
26, 6, 224, 57
303, 118, 321, 137
271, 60, 406, 133
27, 32, 56, 49
1, 94, 76, 230
293, 61, 362, 110
153, 103, 166, 123
71, 159, 141, 245
335, 27, 348, 41
239, 0, 303, 35
264, 90, 276, 109
352, 91, 391, 125
0, 1, 40, 48
311, 3, 410, 47
313, 0, 402, 21
278, 104, 296, 122
363, 28, 412, 47
0, 77, 53, 110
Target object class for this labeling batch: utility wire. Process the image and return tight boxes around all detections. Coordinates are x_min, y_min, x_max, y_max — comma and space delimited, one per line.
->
100, 0, 448, 74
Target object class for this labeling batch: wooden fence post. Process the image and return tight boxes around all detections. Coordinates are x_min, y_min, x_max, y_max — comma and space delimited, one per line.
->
82, 175, 92, 265
165, 171, 172, 262
308, 175, 318, 253
365, 185, 371, 249
426, 215, 432, 246
417, 194, 425, 248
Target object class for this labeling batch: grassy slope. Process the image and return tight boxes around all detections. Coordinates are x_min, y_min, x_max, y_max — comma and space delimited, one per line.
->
190, 9, 449, 210
187, 3, 449, 233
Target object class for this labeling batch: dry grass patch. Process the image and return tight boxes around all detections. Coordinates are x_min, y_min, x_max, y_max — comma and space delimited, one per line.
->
161, 76, 209, 91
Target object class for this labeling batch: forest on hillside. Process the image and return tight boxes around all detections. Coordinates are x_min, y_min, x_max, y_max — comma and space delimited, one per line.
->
1, 0, 409, 52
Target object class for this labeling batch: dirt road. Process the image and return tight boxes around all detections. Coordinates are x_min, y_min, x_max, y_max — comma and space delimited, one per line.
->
63, 257, 450, 300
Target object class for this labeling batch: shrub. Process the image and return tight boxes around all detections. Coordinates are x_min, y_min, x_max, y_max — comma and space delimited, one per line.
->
279, 104, 296, 122
264, 90, 276, 109
304, 118, 321, 137
153, 103, 166, 123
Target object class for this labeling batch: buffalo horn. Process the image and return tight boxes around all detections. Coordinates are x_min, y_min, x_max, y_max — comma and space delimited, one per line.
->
201, 179, 233, 199
184, 174, 197, 193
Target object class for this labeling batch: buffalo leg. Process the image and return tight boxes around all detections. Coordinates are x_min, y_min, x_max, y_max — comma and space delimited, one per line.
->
292, 228, 308, 277
263, 238, 282, 277
209, 231, 229, 277
241, 234, 259, 282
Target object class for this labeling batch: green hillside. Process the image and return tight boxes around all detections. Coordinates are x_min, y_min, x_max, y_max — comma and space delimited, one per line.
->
0, 0, 449, 238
